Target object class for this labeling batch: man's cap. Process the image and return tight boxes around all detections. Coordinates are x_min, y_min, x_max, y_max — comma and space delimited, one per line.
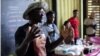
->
23, 1, 48, 20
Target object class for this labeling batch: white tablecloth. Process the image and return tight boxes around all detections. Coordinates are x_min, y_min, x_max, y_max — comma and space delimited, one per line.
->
55, 44, 84, 55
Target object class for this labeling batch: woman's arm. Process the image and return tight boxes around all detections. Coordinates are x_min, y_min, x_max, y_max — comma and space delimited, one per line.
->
70, 27, 74, 41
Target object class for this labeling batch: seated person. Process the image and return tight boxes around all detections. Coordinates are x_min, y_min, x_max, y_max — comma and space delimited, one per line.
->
63, 20, 74, 44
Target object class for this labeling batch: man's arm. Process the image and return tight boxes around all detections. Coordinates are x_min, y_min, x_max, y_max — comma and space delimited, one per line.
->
15, 26, 40, 56
46, 36, 63, 52
15, 37, 30, 56
46, 25, 68, 52
15, 27, 31, 56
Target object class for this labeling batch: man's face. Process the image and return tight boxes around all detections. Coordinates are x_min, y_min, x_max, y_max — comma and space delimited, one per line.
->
90, 12, 95, 18
48, 14, 55, 24
73, 11, 78, 17
29, 8, 46, 23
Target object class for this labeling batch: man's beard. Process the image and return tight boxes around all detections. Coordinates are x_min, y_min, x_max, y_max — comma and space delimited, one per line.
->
35, 16, 42, 23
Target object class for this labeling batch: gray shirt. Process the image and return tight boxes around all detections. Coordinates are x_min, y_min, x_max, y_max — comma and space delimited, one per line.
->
41, 23, 60, 43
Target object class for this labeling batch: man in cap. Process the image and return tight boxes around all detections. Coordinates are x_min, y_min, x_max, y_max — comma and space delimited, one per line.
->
15, 2, 48, 56
15, 2, 68, 56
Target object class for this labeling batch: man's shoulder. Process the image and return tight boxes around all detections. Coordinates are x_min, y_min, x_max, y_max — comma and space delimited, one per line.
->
16, 23, 29, 32
69, 17, 73, 19
19, 23, 29, 28
69, 17, 74, 21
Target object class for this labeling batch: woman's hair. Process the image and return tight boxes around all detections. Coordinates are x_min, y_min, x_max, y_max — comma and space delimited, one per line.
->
64, 20, 69, 26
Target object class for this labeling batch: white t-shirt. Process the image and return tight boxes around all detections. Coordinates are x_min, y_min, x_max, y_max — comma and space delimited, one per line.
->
84, 18, 97, 35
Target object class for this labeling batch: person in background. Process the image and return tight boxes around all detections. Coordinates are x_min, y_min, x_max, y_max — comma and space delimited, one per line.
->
84, 12, 97, 42
63, 20, 74, 44
42, 11, 69, 56
69, 9, 80, 44
15, 2, 48, 56
43, 11, 59, 43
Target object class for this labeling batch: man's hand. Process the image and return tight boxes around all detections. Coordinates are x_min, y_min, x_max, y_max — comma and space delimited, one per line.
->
25, 25, 41, 43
